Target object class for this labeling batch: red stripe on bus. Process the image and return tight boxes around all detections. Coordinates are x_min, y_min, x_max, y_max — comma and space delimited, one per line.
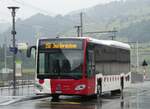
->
83, 39, 87, 78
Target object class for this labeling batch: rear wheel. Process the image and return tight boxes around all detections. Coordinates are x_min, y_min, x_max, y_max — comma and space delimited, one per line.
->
97, 78, 102, 97
111, 89, 121, 95
97, 85, 101, 96
120, 76, 124, 99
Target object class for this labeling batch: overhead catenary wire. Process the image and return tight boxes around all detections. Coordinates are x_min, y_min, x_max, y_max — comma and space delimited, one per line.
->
0, 0, 12, 22
11, 0, 78, 37
12, 0, 55, 16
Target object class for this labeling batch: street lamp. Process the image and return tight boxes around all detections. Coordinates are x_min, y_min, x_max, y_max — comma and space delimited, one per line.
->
7, 6, 19, 96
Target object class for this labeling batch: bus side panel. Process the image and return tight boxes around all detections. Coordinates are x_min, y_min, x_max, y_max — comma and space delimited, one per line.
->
124, 72, 131, 88
95, 72, 131, 93
102, 75, 121, 92
87, 76, 96, 95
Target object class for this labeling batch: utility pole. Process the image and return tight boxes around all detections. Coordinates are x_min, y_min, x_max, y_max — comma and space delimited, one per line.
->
80, 12, 83, 37
112, 27, 117, 40
4, 35, 7, 73
136, 41, 139, 73
74, 26, 81, 37
7, 6, 19, 96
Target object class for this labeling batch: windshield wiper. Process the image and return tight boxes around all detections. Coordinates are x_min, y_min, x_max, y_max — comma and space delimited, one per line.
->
59, 75, 80, 80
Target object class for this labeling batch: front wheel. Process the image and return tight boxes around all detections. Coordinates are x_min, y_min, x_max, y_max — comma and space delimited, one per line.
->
97, 78, 102, 97
51, 94, 60, 101
97, 85, 101, 97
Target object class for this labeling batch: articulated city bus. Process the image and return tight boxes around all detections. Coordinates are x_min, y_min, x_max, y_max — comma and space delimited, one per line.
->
27, 37, 131, 100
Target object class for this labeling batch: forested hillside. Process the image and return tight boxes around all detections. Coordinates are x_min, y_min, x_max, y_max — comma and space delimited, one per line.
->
1, 0, 150, 44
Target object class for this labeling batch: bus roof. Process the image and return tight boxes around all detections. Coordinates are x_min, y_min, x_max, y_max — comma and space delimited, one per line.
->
39, 37, 130, 50
87, 37, 130, 50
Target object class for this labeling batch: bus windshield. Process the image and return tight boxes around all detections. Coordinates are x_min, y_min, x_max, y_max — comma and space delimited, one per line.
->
37, 49, 83, 79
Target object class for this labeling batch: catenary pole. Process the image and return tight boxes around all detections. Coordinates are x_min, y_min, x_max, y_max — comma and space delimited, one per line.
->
80, 12, 83, 37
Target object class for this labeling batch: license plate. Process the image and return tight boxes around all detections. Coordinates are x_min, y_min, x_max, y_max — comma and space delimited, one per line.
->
56, 90, 62, 94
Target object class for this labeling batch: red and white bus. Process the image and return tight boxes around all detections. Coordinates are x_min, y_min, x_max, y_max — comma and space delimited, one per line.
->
27, 37, 131, 100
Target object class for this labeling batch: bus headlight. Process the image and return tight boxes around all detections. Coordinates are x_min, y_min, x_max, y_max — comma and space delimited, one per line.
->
75, 84, 86, 91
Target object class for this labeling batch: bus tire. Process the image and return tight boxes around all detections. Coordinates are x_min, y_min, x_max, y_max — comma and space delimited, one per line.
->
120, 76, 124, 99
51, 94, 59, 101
97, 78, 102, 97
111, 89, 121, 95
121, 76, 124, 91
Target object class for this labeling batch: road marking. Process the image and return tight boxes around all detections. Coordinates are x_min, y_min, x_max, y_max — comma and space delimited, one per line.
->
0, 99, 22, 106
0, 95, 49, 106
51, 101, 81, 105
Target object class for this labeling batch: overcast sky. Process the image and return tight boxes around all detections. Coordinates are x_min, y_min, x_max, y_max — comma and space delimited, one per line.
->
0, 0, 120, 22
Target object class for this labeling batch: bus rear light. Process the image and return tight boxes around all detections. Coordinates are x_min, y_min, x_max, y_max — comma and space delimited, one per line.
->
75, 84, 86, 91
39, 79, 44, 84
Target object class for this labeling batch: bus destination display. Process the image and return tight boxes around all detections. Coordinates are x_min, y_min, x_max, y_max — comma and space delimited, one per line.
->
45, 43, 77, 49
39, 39, 83, 49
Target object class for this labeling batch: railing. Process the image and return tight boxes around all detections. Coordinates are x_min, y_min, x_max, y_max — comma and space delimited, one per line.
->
0, 73, 35, 96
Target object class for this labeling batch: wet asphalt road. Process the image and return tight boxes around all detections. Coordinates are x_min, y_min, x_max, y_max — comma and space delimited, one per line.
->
1, 81, 150, 109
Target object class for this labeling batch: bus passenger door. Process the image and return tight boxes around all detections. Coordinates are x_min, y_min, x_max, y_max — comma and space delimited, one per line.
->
87, 50, 95, 94
87, 50, 95, 77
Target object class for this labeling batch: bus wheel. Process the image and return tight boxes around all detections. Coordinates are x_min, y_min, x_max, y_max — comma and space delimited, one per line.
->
97, 79, 102, 97
111, 89, 121, 95
120, 76, 124, 99
51, 94, 60, 102
97, 85, 101, 97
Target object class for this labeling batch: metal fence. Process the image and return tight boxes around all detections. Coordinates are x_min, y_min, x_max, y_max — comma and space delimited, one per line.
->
0, 72, 34, 96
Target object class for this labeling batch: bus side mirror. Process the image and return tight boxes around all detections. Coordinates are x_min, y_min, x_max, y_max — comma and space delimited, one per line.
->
27, 46, 36, 57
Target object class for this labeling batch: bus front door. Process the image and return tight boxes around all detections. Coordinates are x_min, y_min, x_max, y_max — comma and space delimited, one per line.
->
88, 50, 95, 76
87, 50, 95, 94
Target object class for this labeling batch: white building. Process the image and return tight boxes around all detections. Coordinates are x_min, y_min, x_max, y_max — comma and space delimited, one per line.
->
0, 68, 13, 74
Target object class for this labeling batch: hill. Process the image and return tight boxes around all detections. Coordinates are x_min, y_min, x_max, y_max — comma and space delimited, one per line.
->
1, 0, 150, 44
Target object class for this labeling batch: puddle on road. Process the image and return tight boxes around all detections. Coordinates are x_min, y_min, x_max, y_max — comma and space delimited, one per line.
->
34, 95, 117, 109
